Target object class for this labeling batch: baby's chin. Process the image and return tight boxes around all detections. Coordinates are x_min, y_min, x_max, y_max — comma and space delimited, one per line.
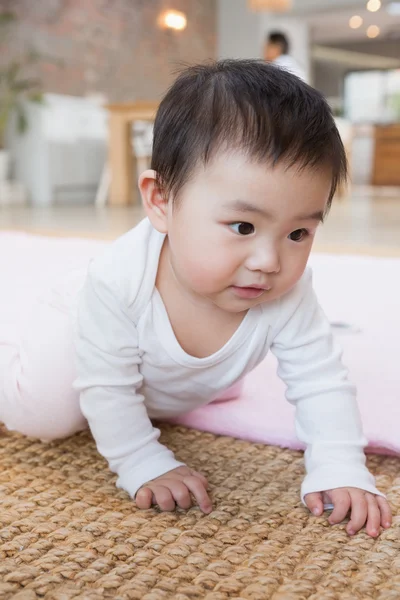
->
209, 290, 278, 314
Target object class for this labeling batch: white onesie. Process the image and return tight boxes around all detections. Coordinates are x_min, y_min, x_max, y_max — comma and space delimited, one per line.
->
74, 218, 380, 501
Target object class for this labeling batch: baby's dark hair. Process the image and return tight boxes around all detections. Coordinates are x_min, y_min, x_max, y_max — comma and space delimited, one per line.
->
151, 59, 347, 207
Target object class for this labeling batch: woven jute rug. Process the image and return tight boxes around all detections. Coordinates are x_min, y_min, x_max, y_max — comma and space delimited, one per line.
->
0, 424, 399, 600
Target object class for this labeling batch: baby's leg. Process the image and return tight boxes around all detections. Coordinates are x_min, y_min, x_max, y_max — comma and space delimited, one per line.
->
0, 283, 86, 441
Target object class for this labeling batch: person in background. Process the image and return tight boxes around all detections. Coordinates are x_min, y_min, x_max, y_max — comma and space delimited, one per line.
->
264, 31, 306, 81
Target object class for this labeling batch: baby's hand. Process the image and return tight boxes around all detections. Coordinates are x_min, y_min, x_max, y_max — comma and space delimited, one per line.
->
305, 487, 392, 537
135, 466, 212, 514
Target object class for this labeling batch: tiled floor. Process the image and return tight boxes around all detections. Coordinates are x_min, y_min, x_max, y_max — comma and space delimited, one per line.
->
1, 186, 399, 256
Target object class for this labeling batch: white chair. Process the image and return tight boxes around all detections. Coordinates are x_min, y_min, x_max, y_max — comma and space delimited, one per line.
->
95, 120, 153, 207
131, 120, 154, 183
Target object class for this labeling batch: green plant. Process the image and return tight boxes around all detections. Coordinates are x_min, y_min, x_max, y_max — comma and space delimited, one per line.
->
0, 11, 44, 149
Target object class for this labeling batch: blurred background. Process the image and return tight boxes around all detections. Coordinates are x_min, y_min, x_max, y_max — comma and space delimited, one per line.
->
0, 0, 399, 254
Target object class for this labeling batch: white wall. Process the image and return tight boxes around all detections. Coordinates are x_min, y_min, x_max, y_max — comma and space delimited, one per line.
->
291, 0, 365, 13
217, 0, 261, 59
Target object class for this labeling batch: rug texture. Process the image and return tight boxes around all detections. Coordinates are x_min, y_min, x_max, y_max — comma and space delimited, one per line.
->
1, 424, 399, 600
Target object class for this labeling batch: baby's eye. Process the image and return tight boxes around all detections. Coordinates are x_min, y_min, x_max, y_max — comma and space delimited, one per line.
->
229, 222, 255, 236
288, 228, 309, 242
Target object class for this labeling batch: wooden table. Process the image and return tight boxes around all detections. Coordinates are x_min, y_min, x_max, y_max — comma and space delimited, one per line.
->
372, 124, 400, 186
106, 102, 158, 206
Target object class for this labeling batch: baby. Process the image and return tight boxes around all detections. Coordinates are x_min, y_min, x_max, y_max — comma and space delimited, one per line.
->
0, 60, 391, 537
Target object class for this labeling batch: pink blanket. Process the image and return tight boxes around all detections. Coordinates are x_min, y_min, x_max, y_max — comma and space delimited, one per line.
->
1, 232, 399, 455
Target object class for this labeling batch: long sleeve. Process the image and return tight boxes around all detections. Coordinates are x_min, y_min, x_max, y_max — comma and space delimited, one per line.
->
74, 262, 184, 498
270, 270, 382, 502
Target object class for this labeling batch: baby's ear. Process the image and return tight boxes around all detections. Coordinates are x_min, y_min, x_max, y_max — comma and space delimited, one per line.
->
139, 170, 168, 234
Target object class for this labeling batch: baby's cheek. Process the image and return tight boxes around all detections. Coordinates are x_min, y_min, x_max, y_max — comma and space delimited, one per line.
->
188, 263, 219, 289
282, 261, 308, 293
187, 257, 229, 291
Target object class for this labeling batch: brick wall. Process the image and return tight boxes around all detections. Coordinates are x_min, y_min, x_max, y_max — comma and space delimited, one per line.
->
1, 0, 216, 102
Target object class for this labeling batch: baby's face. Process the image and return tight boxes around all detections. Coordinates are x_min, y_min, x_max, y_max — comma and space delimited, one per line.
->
164, 151, 331, 314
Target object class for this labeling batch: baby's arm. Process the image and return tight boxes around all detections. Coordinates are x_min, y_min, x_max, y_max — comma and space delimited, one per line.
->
270, 270, 391, 535
74, 262, 211, 511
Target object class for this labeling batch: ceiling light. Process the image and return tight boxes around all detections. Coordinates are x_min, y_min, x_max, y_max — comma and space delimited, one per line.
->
248, 0, 292, 11
349, 15, 363, 28
248, 0, 292, 12
367, 0, 382, 12
367, 24, 381, 37
387, 2, 400, 15
158, 10, 187, 31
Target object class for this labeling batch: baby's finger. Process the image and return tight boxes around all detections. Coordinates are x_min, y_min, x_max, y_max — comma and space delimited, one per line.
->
169, 481, 193, 510
135, 486, 153, 510
184, 475, 213, 514
151, 485, 176, 511
365, 493, 381, 538
328, 490, 351, 525
191, 470, 209, 489
347, 491, 368, 535
377, 496, 392, 529
304, 492, 324, 516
